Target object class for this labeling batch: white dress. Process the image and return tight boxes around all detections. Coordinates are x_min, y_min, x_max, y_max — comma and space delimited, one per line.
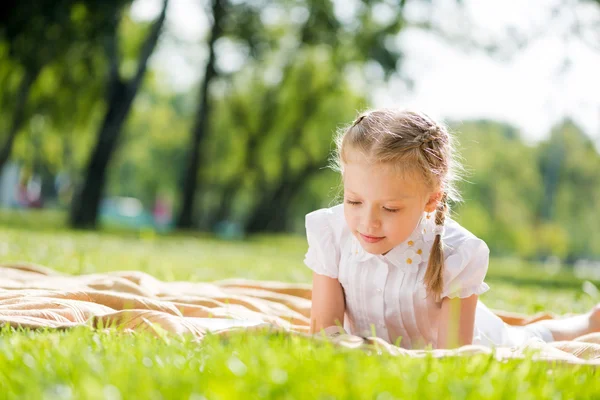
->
304, 204, 551, 349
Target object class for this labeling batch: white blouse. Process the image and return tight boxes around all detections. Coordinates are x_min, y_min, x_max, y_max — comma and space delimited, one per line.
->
304, 204, 504, 349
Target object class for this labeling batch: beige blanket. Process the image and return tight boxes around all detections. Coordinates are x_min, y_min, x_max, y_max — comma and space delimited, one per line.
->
1, 262, 599, 365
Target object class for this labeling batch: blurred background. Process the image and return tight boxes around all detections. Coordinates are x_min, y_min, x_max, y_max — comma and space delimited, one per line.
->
1, 0, 599, 273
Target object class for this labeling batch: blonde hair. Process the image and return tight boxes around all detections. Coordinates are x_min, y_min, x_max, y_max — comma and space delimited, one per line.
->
333, 108, 463, 301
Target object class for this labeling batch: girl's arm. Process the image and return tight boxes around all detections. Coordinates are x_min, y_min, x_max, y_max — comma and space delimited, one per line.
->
310, 272, 346, 334
437, 294, 478, 349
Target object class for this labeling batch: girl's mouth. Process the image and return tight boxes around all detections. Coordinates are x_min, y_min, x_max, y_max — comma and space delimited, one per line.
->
359, 233, 385, 243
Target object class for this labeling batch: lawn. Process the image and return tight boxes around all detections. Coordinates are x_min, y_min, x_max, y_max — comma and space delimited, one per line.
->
0, 209, 599, 399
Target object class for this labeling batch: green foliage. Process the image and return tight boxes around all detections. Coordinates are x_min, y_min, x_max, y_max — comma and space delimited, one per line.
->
108, 76, 192, 207
538, 120, 600, 260
1, 0, 133, 180
194, 44, 365, 229
451, 119, 600, 261
2, 1, 599, 260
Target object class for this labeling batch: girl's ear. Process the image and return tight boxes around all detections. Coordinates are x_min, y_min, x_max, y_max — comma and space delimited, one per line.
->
424, 191, 442, 213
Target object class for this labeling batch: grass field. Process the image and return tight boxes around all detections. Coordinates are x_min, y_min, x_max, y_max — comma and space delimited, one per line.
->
1, 209, 599, 399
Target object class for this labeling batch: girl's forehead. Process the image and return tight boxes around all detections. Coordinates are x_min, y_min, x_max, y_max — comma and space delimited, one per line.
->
342, 161, 429, 199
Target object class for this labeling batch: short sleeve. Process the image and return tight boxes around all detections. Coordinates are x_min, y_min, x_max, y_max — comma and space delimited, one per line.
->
440, 238, 490, 299
303, 208, 341, 279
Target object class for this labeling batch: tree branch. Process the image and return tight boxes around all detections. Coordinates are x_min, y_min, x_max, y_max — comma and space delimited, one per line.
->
0, 66, 39, 170
105, 14, 122, 104
129, 0, 169, 92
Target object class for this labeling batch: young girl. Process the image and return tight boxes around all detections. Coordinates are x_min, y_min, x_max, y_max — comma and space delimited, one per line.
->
305, 108, 600, 349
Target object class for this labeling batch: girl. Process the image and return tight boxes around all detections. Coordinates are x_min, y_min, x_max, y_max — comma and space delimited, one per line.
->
305, 108, 600, 349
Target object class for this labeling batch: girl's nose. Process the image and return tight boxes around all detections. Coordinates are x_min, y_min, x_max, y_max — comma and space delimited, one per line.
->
364, 208, 381, 229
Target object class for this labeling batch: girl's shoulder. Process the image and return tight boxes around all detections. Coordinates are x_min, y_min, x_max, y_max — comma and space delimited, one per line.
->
443, 217, 488, 254
305, 204, 347, 241
440, 217, 490, 299
304, 204, 347, 279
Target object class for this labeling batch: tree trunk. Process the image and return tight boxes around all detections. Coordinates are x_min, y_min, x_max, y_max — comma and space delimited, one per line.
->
540, 139, 564, 221
69, 82, 128, 228
0, 67, 38, 174
205, 85, 280, 229
243, 70, 337, 233
69, 0, 168, 229
176, 0, 226, 229
245, 164, 320, 233
208, 180, 239, 228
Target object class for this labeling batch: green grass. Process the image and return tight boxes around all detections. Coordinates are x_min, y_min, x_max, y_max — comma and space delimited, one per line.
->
1, 210, 599, 399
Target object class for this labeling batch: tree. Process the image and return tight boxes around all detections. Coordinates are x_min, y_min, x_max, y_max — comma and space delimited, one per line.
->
198, 49, 363, 232
0, 0, 129, 174
176, 0, 408, 230
538, 119, 600, 260
176, 0, 226, 229
452, 120, 543, 258
69, 0, 169, 228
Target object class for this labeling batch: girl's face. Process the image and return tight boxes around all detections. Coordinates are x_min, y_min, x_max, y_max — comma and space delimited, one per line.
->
343, 158, 440, 255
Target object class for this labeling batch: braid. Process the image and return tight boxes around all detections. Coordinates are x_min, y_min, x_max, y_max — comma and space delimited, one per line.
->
410, 123, 440, 150
427, 124, 439, 137
435, 192, 448, 226
424, 192, 448, 301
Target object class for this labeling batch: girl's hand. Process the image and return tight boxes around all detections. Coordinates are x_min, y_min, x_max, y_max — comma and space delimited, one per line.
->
437, 294, 478, 349
310, 272, 346, 334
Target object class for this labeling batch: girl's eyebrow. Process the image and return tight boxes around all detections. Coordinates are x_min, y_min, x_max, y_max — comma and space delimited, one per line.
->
345, 190, 413, 201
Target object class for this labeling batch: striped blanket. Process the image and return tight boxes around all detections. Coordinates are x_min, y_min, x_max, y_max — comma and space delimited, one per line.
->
1, 263, 598, 365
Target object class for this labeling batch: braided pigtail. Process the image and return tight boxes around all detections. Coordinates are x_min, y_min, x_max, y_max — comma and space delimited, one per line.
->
424, 192, 448, 301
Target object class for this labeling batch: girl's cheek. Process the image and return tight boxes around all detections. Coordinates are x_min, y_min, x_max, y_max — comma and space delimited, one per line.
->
344, 212, 357, 230
352, 215, 363, 230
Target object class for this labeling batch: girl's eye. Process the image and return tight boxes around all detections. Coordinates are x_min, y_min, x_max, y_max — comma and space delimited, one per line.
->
383, 207, 400, 213
346, 200, 361, 205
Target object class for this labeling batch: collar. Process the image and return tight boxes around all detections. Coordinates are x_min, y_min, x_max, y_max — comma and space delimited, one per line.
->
350, 212, 441, 269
